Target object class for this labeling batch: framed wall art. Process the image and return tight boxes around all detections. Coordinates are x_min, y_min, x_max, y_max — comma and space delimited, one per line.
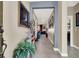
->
49, 16, 54, 28
18, 1, 30, 28
76, 12, 79, 27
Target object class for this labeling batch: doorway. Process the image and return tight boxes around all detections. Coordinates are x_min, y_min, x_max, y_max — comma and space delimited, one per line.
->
67, 18, 71, 46
32, 7, 55, 57
32, 8, 54, 41
67, 16, 73, 47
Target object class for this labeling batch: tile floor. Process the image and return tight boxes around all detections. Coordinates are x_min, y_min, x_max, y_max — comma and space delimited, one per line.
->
33, 35, 79, 58
68, 47, 79, 58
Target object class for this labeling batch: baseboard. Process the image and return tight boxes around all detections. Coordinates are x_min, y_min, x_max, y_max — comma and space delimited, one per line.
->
53, 48, 68, 57
53, 48, 59, 51
48, 39, 54, 45
70, 44, 74, 47
58, 49, 61, 55
58, 49, 68, 56
72, 45, 79, 49
61, 53, 68, 56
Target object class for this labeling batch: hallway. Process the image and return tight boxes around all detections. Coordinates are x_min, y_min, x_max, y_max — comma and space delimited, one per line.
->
33, 35, 79, 58
33, 35, 61, 58
2, 1, 79, 58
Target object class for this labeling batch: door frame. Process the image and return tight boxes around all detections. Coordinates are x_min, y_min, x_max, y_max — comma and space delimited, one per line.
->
67, 16, 74, 47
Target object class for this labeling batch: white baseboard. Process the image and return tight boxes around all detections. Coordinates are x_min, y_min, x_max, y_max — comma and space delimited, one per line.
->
72, 45, 79, 49
48, 38, 54, 45
70, 44, 74, 47
61, 53, 68, 56
53, 48, 68, 57
58, 49, 61, 55
53, 48, 59, 51
58, 49, 68, 56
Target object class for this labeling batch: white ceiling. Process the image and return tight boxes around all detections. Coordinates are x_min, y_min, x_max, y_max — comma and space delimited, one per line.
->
67, 1, 79, 7
33, 9, 54, 24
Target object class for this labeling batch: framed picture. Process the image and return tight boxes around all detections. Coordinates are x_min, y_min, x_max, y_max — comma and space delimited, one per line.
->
18, 1, 30, 28
49, 16, 54, 28
30, 19, 35, 34
76, 12, 79, 27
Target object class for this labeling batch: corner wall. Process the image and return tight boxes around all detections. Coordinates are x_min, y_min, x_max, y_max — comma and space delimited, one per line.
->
73, 3, 79, 48
61, 2, 67, 56
58, 1, 68, 56
58, 1, 62, 52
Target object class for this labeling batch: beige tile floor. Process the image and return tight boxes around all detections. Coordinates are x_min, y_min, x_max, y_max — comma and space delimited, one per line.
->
33, 35, 79, 58
68, 47, 79, 58
33, 35, 61, 58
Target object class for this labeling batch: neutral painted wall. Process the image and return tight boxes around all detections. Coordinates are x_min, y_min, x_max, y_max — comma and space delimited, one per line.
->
54, 1, 58, 48
68, 7, 74, 16
73, 3, 79, 47
48, 10, 54, 28
61, 2, 68, 56
3, 1, 30, 57
21, 2, 30, 12
58, 2, 68, 56
58, 1, 62, 52
30, 1, 58, 48
67, 2, 79, 48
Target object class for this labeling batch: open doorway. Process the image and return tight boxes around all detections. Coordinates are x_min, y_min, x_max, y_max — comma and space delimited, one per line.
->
67, 16, 73, 47
32, 8, 54, 42
67, 17, 71, 46
31, 8, 55, 57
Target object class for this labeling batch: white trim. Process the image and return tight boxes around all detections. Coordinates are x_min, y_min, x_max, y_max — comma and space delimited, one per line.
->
53, 48, 68, 57
61, 53, 68, 56
62, 3, 68, 57
58, 49, 61, 55
70, 16, 74, 47
58, 49, 68, 56
71, 44, 74, 47
67, 16, 74, 47
53, 48, 59, 51
49, 39, 54, 45
72, 45, 79, 49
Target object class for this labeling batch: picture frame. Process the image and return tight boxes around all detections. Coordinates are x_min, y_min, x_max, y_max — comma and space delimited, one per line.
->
76, 12, 79, 27
30, 19, 35, 34
49, 16, 54, 28
18, 1, 30, 28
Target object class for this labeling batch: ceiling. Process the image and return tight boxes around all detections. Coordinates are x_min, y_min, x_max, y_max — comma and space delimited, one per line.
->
67, 1, 79, 7
33, 8, 54, 24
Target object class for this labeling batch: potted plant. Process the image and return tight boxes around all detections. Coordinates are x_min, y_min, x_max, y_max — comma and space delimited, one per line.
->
13, 38, 36, 58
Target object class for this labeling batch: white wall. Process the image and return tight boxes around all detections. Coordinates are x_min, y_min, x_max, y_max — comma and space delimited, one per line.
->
73, 3, 79, 47
58, 1, 68, 56
58, 1, 62, 52
61, 2, 68, 56
3, 1, 30, 57
67, 2, 79, 49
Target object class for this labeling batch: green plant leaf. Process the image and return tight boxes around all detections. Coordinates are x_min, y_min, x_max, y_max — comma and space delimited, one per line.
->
13, 38, 36, 58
